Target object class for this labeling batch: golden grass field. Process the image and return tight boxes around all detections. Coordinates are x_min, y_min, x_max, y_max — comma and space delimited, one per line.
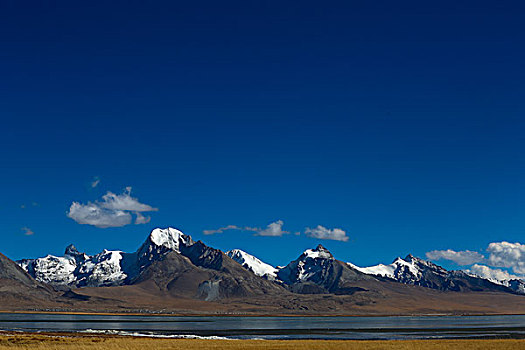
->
0, 334, 523, 350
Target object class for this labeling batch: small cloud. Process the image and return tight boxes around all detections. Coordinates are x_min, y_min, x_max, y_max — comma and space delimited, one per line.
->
304, 225, 348, 242
255, 220, 288, 237
20, 204, 26, 209
67, 187, 157, 228
67, 202, 132, 228
203, 225, 242, 235
426, 249, 485, 266
100, 188, 157, 212
135, 212, 151, 225
21, 227, 34, 236
32, 202, 39, 207
91, 177, 100, 188
203, 220, 288, 237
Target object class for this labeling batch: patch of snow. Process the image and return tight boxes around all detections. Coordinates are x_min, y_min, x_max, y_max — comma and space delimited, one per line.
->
348, 256, 422, 280
297, 260, 307, 281
84, 250, 126, 286
149, 227, 193, 252
31, 255, 77, 285
226, 249, 277, 278
18, 247, 127, 287
302, 245, 333, 260
349, 262, 396, 278
393, 257, 422, 278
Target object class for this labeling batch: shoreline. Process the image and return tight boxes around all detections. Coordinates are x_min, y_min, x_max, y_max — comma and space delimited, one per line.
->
1, 310, 524, 318
1, 321, 525, 341
1, 329, 525, 340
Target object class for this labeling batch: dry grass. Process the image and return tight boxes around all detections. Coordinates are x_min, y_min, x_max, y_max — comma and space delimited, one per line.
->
0, 334, 523, 350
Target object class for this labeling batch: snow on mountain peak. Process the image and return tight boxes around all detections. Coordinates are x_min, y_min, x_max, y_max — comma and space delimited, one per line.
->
226, 249, 277, 278
395, 256, 422, 277
77, 250, 127, 287
149, 227, 193, 252
350, 262, 396, 278
302, 244, 333, 260
349, 255, 423, 279
276, 244, 339, 285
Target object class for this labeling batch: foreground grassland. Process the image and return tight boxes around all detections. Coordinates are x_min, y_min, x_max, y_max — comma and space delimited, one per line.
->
0, 334, 523, 350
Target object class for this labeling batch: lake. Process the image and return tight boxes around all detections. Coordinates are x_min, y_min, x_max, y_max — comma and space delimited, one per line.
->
0, 313, 524, 340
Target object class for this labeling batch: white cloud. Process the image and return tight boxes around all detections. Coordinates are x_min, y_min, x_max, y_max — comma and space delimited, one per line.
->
67, 187, 157, 228
67, 202, 132, 228
465, 264, 522, 282
203, 220, 288, 237
203, 225, 242, 235
134, 212, 151, 225
426, 241, 525, 282
486, 241, 525, 275
21, 227, 34, 236
304, 225, 348, 242
100, 187, 158, 212
203, 221, 351, 241
91, 177, 100, 188
425, 249, 485, 266
256, 220, 287, 237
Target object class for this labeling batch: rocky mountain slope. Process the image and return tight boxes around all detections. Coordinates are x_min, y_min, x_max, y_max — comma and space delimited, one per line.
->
0, 252, 76, 308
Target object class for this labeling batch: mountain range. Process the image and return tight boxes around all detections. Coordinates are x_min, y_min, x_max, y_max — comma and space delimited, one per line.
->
2, 227, 524, 314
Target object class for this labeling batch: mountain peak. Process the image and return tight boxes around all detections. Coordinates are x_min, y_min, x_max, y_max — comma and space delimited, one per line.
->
315, 244, 328, 251
404, 254, 425, 263
302, 245, 333, 260
148, 227, 194, 252
64, 244, 80, 256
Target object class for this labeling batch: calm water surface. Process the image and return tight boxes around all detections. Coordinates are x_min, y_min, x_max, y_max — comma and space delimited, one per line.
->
0, 313, 524, 340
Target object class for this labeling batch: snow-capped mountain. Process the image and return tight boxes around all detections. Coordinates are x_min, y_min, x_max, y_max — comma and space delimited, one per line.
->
349, 254, 522, 294
463, 268, 525, 295
18, 227, 194, 288
18, 254, 77, 286
277, 244, 374, 294
278, 245, 334, 285
226, 249, 277, 279
78, 249, 127, 287
135, 227, 194, 270
509, 279, 525, 294
18, 245, 127, 287
484, 277, 525, 295
349, 254, 447, 285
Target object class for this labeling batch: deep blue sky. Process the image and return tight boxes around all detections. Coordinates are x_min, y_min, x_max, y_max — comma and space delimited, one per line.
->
1, 1, 524, 270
